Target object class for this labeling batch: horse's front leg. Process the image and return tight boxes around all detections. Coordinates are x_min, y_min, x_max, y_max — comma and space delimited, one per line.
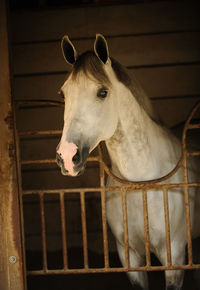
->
157, 243, 185, 290
116, 241, 148, 290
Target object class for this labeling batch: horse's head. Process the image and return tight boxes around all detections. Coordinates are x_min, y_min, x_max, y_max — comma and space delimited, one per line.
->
56, 34, 119, 176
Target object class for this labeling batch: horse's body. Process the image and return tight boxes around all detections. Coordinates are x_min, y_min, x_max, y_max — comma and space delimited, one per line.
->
56, 34, 200, 290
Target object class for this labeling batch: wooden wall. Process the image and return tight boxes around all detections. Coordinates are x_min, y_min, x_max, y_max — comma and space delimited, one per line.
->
11, 1, 200, 254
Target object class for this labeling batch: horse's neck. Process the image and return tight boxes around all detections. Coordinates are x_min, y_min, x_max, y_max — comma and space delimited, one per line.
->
105, 90, 181, 182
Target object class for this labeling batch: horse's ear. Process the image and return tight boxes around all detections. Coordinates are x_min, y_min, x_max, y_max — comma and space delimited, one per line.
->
61, 35, 77, 65
94, 34, 109, 64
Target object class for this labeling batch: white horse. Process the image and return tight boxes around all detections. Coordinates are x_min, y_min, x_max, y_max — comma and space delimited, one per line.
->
56, 34, 200, 290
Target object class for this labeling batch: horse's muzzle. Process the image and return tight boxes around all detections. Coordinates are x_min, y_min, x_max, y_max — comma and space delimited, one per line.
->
56, 146, 89, 177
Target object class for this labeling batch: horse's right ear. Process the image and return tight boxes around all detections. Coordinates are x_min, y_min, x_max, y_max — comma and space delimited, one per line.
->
61, 35, 77, 65
94, 34, 109, 64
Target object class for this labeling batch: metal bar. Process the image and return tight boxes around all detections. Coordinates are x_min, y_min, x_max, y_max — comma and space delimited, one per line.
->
60, 192, 68, 270
188, 124, 200, 129
163, 188, 172, 266
100, 189, 110, 268
102, 152, 184, 189
186, 151, 200, 157
16, 100, 64, 107
182, 133, 193, 266
21, 156, 99, 165
21, 159, 56, 165
27, 263, 200, 276
98, 145, 105, 188
39, 193, 48, 271
121, 188, 130, 268
22, 182, 200, 195
98, 146, 110, 268
142, 189, 151, 267
80, 191, 89, 269
18, 130, 62, 137
183, 183, 193, 265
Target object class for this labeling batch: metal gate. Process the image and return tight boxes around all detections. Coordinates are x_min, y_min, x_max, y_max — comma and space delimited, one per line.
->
15, 100, 200, 282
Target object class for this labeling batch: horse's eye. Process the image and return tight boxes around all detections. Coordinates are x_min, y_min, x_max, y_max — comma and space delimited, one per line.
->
97, 88, 108, 99
58, 90, 65, 99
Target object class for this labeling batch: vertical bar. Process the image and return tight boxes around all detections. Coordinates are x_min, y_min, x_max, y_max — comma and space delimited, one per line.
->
121, 188, 130, 268
98, 145, 105, 188
80, 191, 88, 269
100, 190, 110, 268
98, 145, 109, 268
182, 145, 193, 265
184, 185, 193, 265
163, 188, 172, 266
142, 189, 151, 267
39, 193, 48, 271
60, 191, 68, 269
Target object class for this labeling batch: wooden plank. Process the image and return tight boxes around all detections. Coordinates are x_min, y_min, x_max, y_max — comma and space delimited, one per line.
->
153, 97, 199, 128
13, 65, 200, 101
0, 1, 26, 290
12, 32, 200, 75
135, 65, 200, 99
11, 2, 200, 43
17, 107, 63, 131
21, 163, 100, 190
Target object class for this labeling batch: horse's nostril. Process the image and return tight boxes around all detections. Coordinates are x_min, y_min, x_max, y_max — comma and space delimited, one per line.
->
56, 153, 63, 164
56, 153, 69, 174
72, 149, 81, 165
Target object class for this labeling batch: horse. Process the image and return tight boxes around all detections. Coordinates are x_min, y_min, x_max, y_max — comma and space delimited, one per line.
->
56, 34, 200, 290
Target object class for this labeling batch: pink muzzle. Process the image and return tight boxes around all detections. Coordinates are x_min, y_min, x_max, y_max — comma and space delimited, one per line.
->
57, 142, 78, 176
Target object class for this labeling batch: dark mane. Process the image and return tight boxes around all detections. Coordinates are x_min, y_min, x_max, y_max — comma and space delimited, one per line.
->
72, 51, 157, 121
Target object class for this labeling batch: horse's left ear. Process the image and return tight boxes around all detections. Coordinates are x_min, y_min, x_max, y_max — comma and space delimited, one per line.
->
94, 34, 109, 64
61, 35, 77, 65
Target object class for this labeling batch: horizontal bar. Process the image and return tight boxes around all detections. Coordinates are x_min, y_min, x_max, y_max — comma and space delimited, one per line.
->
15, 100, 64, 107
186, 151, 200, 157
19, 130, 62, 137
22, 182, 200, 195
187, 124, 200, 130
21, 158, 56, 165
21, 156, 99, 165
27, 263, 200, 276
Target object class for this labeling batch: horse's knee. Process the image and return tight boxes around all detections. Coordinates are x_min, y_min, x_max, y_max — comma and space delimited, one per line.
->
166, 285, 182, 290
165, 269, 184, 290
131, 283, 144, 290
127, 271, 148, 290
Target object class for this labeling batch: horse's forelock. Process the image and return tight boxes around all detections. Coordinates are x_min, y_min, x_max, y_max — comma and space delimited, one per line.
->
71, 51, 111, 86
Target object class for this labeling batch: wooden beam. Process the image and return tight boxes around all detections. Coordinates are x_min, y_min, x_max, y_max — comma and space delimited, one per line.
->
11, 2, 200, 43
12, 32, 200, 75
0, 1, 26, 290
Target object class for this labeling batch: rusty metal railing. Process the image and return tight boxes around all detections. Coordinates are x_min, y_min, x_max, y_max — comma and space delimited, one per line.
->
16, 100, 200, 276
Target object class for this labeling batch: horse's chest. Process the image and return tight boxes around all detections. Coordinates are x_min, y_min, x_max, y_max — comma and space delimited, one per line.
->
106, 190, 145, 248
